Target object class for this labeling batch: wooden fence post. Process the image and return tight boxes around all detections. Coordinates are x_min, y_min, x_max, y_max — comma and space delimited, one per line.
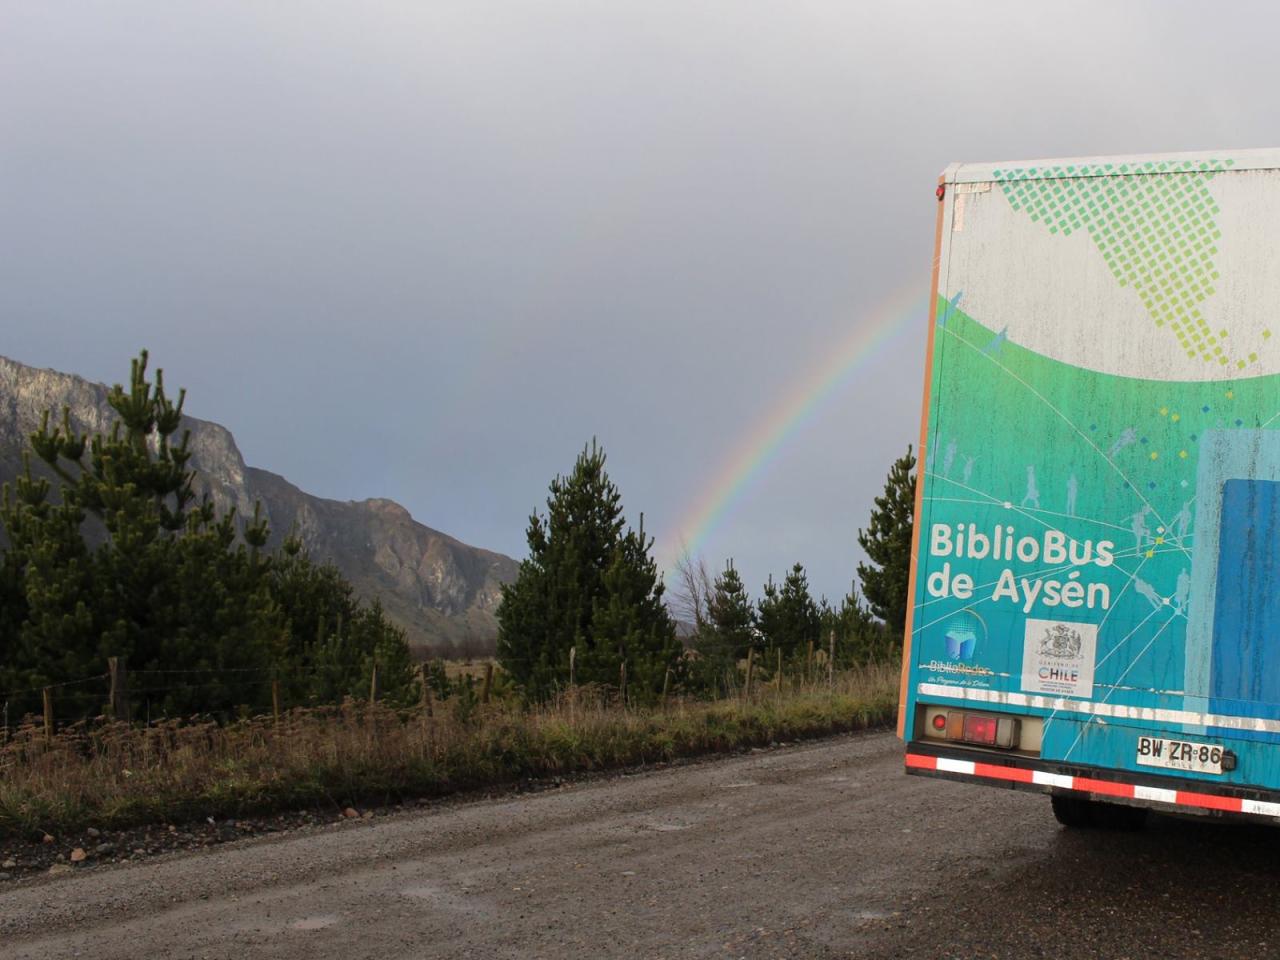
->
744, 649, 755, 699
776, 648, 783, 693
370, 659, 380, 703
43, 686, 53, 743
619, 660, 627, 707
806, 640, 815, 684
108, 656, 129, 722
481, 662, 494, 704
567, 647, 577, 721
828, 630, 835, 688
272, 679, 281, 725
662, 667, 672, 707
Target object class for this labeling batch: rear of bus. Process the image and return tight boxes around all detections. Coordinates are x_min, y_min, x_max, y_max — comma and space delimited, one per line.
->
900, 149, 1280, 827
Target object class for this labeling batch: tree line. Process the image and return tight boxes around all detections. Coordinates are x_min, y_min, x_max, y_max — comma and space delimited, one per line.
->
0, 351, 917, 719
0, 352, 417, 720
674, 558, 891, 698
496, 440, 916, 702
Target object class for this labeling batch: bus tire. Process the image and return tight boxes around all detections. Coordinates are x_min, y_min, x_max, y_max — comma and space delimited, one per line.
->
1092, 801, 1149, 831
1051, 794, 1149, 830
1050, 793, 1095, 828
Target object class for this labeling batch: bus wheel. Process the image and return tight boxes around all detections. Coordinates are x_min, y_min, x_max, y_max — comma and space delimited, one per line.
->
1092, 801, 1148, 831
1050, 794, 1095, 828
1051, 795, 1149, 830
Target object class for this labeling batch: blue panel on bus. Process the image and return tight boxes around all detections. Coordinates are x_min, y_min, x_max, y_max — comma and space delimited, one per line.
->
1211, 478, 1280, 705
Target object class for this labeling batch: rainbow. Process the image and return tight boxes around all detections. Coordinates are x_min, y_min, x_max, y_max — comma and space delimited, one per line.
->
661, 279, 932, 571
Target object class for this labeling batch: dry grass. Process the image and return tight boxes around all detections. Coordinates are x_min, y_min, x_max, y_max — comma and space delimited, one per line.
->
0, 663, 899, 838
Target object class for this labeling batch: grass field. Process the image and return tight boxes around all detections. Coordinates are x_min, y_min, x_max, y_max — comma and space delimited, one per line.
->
0, 663, 899, 839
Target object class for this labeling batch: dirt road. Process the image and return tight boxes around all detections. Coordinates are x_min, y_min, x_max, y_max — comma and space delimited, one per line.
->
5, 730, 1280, 959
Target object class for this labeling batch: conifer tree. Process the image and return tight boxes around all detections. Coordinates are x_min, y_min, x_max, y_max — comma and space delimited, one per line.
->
496, 440, 678, 701
707, 561, 754, 655
756, 563, 820, 657
0, 351, 416, 718
270, 539, 418, 706
754, 574, 781, 657
0, 453, 98, 714
691, 559, 754, 693
590, 516, 681, 704
0, 353, 280, 714
822, 581, 887, 666
857, 446, 917, 638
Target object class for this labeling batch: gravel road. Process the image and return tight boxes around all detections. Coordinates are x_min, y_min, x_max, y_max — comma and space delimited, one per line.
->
5, 730, 1280, 959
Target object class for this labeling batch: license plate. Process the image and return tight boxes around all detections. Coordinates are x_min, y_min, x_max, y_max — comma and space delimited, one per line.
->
1135, 736, 1226, 775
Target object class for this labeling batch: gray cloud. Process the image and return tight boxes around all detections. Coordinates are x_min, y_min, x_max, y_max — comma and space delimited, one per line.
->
4, 0, 1278, 604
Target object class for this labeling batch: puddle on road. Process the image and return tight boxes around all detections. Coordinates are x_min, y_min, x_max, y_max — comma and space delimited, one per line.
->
290, 915, 339, 931
722, 780, 758, 788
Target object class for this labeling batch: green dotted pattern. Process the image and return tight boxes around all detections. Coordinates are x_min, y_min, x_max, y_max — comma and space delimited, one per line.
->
994, 158, 1269, 370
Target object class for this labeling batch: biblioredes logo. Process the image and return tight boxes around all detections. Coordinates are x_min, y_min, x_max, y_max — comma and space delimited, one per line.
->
943, 612, 985, 662
924, 610, 996, 685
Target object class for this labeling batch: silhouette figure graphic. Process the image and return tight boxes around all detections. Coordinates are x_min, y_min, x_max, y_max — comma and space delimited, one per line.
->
1174, 569, 1190, 614
1108, 427, 1138, 458
1022, 466, 1041, 509
1171, 499, 1194, 541
1129, 505, 1153, 552
1134, 576, 1164, 610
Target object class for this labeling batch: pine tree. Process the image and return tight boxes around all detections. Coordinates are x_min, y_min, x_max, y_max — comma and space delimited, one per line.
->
268, 538, 418, 707
754, 574, 781, 657
756, 563, 820, 658
691, 559, 754, 694
781, 563, 821, 657
0, 353, 280, 715
155, 505, 282, 714
496, 440, 678, 701
857, 446, 917, 638
0, 351, 417, 718
0, 453, 98, 717
822, 581, 886, 666
590, 516, 681, 704
707, 561, 754, 655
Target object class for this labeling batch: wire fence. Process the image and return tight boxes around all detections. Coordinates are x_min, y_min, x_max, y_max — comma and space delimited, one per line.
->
0, 661, 420, 735
0, 639, 876, 742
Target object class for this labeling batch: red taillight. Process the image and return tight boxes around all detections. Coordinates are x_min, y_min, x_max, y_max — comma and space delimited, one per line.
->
963, 714, 998, 745
916, 705, 1024, 749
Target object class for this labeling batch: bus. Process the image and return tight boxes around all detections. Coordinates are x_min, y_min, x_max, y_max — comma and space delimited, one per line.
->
900, 148, 1280, 828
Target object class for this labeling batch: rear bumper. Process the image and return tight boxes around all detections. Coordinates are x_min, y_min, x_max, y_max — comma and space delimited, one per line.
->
905, 740, 1280, 823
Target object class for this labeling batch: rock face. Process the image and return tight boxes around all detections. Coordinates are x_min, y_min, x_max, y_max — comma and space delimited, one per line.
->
0, 355, 517, 656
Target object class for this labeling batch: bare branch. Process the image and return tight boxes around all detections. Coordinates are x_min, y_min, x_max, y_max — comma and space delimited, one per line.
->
670, 544, 714, 635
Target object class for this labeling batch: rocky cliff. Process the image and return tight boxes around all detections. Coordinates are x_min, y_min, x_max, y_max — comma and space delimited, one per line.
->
0, 355, 518, 656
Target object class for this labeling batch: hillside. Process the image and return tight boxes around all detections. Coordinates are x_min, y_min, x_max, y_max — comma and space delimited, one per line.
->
0, 355, 518, 656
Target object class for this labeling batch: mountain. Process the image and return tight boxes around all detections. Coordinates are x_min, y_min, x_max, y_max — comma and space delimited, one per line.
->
0, 355, 518, 657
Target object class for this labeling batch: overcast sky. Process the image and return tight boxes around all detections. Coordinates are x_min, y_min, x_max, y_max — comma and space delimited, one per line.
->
4, 1, 1278, 604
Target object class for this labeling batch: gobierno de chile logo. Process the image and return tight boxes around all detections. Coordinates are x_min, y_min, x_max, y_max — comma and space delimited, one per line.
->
1037, 622, 1083, 660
